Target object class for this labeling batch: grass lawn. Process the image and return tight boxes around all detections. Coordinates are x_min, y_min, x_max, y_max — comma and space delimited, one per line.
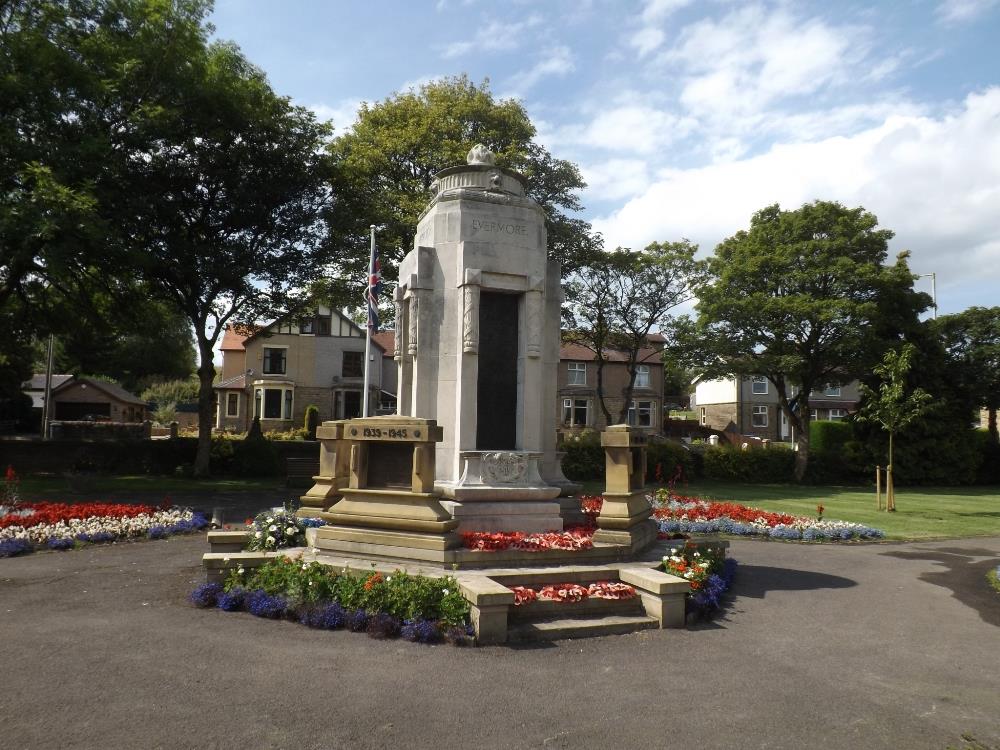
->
18, 474, 283, 496
579, 478, 1000, 540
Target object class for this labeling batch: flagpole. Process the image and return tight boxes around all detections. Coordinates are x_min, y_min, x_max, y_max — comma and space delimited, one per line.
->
362, 225, 375, 418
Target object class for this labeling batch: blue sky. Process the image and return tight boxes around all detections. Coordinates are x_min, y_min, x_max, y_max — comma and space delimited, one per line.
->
210, 0, 1000, 315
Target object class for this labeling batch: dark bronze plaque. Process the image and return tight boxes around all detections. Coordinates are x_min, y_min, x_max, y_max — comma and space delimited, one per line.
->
477, 292, 518, 450
366, 443, 412, 489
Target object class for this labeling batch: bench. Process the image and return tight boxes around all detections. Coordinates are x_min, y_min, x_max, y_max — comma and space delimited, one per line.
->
286, 457, 319, 488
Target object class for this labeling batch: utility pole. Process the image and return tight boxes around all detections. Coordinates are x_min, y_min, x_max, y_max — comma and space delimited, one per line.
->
918, 272, 937, 319
41, 334, 54, 440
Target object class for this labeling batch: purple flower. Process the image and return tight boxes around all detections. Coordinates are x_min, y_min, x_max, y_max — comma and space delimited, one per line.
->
189, 582, 223, 608
0, 538, 33, 557
217, 588, 246, 612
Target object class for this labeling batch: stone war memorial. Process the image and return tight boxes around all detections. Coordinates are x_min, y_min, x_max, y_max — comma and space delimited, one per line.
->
205, 146, 723, 643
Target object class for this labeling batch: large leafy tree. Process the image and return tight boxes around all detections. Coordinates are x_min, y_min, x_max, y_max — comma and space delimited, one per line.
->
324, 75, 601, 313
693, 201, 929, 480
935, 307, 1000, 443
564, 241, 705, 424
100, 11, 332, 475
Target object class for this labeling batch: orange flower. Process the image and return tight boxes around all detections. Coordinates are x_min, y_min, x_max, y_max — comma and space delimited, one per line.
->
363, 573, 383, 591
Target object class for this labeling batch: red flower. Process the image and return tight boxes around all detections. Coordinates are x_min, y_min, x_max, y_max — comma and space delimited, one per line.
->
5, 465, 17, 482
363, 572, 383, 591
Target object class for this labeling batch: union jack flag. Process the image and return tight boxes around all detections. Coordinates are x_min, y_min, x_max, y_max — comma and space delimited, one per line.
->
366, 248, 382, 331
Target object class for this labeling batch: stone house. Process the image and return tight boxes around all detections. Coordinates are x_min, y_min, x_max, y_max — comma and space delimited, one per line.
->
692, 375, 860, 442
557, 335, 665, 435
214, 305, 388, 432
22, 374, 147, 422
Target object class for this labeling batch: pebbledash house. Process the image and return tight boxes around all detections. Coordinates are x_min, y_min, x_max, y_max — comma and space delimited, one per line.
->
214, 305, 394, 432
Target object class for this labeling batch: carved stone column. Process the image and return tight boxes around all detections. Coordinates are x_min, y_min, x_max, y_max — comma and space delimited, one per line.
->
462, 268, 482, 354
407, 292, 419, 356
393, 286, 406, 361
525, 284, 542, 359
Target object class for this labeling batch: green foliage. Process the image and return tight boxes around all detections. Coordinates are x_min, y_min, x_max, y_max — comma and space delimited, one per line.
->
232, 559, 470, 626
152, 402, 177, 426
303, 405, 319, 438
231, 437, 281, 477
323, 75, 600, 314
936, 306, 1000, 442
263, 428, 309, 441
690, 200, 931, 480
245, 508, 306, 551
702, 446, 795, 483
646, 440, 698, 482
564, 241, 706, 423
809, 420, 853, 454
560, 430, 605, 480
140, 378, 201, 406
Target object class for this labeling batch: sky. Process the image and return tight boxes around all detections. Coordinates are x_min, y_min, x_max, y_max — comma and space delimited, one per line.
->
210, 0, 1000, 316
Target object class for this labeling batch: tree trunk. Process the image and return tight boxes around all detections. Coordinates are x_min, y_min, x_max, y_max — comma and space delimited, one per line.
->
792, 407, 810, 482
193, 337, 216, 477
595, 358, 613, 427
989, 406, 998, 444
886, 429, 895, 511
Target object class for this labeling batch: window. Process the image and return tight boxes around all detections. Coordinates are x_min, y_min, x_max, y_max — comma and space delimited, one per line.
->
700, 407, 707, 426
277, 322, 293, 334
254, 386, 293, 420
342, 351, 364, 378
752, 405, 768, 427
263, 347, 286, 375
567, 362, 586, 385
317, 317, 331, 336
225, 392, 239, 418
751, 376, 768, 395
627, 400, 654, 427
829, 408, 847, 421
299, 319, 314, 334
635, 365, 650, 388
562, 398, 590, 427
824, 385, 842, 397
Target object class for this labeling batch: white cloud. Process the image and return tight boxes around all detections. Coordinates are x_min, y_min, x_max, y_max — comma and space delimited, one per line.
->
306, 100, 361, 136
551, 97, 695, 156
438, 15, 542, 59
936, 0, 999, 23
505, 45, 574, 94
591, 89, 1000, 307
641, 0, 693, 23
580, 158, 654, 201
630, 27, 665, 57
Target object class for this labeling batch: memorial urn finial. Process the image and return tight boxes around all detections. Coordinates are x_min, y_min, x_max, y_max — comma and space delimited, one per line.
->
467, 144, 495, 166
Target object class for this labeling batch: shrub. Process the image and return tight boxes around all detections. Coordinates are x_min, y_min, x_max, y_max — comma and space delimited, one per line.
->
304, 405, 320, 440
245, 510, 308, 552
645, 440, 698, 483
189, 583, 223, 608
231, 436, 281, 476
809, 420, 853, 455
560, 429, 604, 480
702, 445, 795, 483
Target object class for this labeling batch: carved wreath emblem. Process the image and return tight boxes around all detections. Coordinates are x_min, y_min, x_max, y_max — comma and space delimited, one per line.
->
482, 452, 528, 484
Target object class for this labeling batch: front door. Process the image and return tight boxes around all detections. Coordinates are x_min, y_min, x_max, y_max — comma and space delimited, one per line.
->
340, 390, 362, 420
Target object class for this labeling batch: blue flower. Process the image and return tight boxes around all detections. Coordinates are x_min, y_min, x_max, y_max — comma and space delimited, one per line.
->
0, 538, 33, 557
217, 588, 246, 612
348, 609, 369, 632
147, 525, 169, 540
299, 517, 325, 528
246, 589, 287, 618
318, 602, 347, 629
189, 582, 223, 608
47, 537, 74, 550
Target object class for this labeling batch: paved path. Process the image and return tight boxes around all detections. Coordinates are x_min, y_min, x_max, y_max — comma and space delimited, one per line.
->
1, 533, 998, 749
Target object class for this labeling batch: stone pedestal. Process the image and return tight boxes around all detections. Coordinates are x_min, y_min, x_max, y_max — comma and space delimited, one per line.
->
297, 420, 349, 519
394, 145, 565, 532
593, 425, 657, 550
312, 416, 460, 556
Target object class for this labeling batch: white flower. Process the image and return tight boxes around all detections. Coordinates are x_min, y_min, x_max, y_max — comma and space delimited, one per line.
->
268, 524, 277, 532
441, 588, 449, 595
683, 571, 694, 578
223, 557, 230, 563
699, 562, 709, 569
302, 563, 309, 570
286, 526, 297, 535
265, 517, 273, 524
255, 531, 262, 538
386, 576, 392, 582
237, 566, 244, 575
266, 536, 275, 545
693, 551, 700, 558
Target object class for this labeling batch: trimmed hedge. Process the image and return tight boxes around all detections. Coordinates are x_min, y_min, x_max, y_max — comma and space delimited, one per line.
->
646, 440, 698, 483
702, 445, 795, 483
560, 430, 604, 481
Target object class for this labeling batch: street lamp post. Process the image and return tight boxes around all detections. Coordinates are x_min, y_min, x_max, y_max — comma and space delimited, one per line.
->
918, 272, 937, 319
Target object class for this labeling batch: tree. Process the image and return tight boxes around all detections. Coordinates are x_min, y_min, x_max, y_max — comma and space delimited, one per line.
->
855, 345, 931, 510
564, 241, 705, 424
44, 298, 196, 393
935, 307, 1000, 444
94, 3, 333, 475
692, 201, 930, 481
324, 75, 602, 314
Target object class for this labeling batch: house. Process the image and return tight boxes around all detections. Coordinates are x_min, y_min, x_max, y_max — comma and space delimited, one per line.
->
557, 334, 665, 435
22, 374, 148, 423
692, 375, 860, 441
214, 305, 388, 432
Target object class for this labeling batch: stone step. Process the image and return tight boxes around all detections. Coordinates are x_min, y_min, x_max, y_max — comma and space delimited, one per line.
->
488, 566, 628, 588
507, 614, 659, 643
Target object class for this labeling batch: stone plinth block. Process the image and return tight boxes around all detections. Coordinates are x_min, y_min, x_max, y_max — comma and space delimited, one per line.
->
443, 451, 561, 501
322, 488, 458, 534
299, 419, 349, 516
441, 499, 564, 533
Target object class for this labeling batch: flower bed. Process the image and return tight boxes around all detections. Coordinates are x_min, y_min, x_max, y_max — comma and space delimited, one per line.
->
0, 500, 208, 557
652, 491, 884, 541
461, 525, 595, 552
661, 541, 738, 619
193, 556, 473, 645
509, 581, 637, 606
